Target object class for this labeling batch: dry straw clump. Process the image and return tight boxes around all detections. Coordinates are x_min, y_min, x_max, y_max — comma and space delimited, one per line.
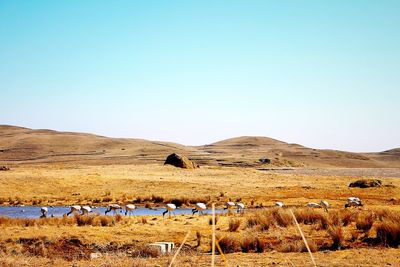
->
246, 208, 331, 231
240, 236, 267, 253
376, 220, 400, 247
216, 235, 240, 254
327, 226, 344, 250
356, 212, 374, 233
228, 219, 241, 232
216, 235, 267, 254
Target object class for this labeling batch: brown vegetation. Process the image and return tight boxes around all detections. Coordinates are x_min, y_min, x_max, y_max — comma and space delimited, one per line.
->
376, 221, 400, 247
0, 166, 10, 171
228, 219, 241, 232
356, 212, 374, 233
349, 179, 382, 188
0, 155, 399, 266
0, 214, 118, 227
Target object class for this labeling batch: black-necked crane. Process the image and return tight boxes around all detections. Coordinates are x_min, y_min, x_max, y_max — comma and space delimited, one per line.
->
345, 197, 363, 208
65, 205, 81, 216
40, 207, 48, 218
348, 197, 361, 203
81, 206, 92, 215
224, 201, 235, 213
162, 203, 177, 218
307, 202, 322, 208
105, 204, 122, 215
275, 202, 284, 207
320, 200, 330, 212
124, 204, 136, 216
192, 202, 207, 215
236, 203, 245, 213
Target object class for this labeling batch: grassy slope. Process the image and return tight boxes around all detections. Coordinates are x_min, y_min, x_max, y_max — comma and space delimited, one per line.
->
1, 125, 399, 167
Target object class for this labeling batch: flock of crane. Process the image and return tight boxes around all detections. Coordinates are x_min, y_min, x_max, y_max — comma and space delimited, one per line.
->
39, 197, 363, 218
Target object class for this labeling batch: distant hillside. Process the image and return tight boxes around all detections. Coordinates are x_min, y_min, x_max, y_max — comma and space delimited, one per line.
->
0, 125, 198, 165
199, 136, 399, 168
0, 125, 399, 168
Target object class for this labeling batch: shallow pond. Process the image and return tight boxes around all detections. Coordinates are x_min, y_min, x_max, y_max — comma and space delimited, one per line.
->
0, 205, 225, 218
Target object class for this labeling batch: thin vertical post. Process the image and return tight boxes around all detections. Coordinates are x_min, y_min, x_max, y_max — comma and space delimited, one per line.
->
211, 203, 215, 267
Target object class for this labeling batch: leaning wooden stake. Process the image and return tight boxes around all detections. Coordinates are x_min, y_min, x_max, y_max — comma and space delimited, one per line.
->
289, 209, 317, 267
168, 231, 190, 267
211, 203, 216, 267
216, 236, 228, 267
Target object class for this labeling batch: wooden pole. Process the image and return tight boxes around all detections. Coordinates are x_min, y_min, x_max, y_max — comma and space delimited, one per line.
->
289, 209, 317, 267
168, 231, 190, 267
211, 203, 215, 267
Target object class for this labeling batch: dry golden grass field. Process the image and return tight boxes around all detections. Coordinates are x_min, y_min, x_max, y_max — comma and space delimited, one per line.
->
1, 163, 400, 266
1, 126, 400, 266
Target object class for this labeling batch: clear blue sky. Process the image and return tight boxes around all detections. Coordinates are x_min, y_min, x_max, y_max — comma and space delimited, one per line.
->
1, 1, 399, 152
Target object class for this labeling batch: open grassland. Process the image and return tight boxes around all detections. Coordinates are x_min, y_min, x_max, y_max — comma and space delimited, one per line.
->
1, 207, 400, 266
1, 164, 400, 266
0, 164, 399, 207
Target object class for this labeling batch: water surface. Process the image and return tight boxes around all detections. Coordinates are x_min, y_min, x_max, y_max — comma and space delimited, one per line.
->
0, 205, 224, 218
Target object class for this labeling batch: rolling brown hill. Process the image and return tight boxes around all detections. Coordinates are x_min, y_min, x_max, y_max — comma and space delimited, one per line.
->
0, 125, 399, 168
0, 125, 198, 165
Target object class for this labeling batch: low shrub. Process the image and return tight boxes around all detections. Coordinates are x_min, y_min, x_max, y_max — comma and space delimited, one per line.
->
294, 208, 328, 226
373, 209, 400, 222
255, 236, 267, 253
327, 226, 344, 250
356, 213, 374, 233
272, 208, 293, 227
151, 195, 164, 203
246, 213, 271, 231
75, 215, 94, 226
376, 220, 400, 247
228, 219, 241, 232
240, 236, 267, 252
169, 197, 188, 207
246, 217, 260, 228
339, 209, 355, 226
102, 196, 113, 202
92, 198, 102, 204
217, 235, 240, 254
240, 237, 257, 253
95, 215, 114, 227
